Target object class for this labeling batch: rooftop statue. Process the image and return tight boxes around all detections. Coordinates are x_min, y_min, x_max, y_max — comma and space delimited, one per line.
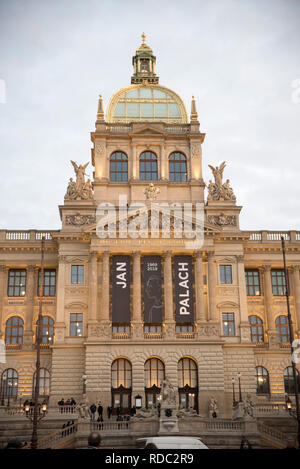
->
207, 161, 236, 202
65, 161, 93, 200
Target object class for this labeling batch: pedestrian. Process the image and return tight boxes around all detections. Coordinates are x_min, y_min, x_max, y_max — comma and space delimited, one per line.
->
97, 402, 103, 422
90, 403, 97, 421
70, 397, 76, 406
65, 398, 71, 406
57, 398, 65, 406
240, 438, 252, 449
87, 432, 101, 449
107, 406, 112, 419
283, 437, 297, 449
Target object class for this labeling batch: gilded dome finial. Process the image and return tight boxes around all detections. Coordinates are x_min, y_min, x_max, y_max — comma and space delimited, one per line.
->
141, 32, 146, 45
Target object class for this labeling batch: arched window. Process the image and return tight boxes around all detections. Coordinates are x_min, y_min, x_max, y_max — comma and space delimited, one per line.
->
112, 358, 132, 388
169, 152, 187, 182
36, 316, 55, 345
178, 358, 198, 411
139, 151, 158, 181
256, 366, 270, 394
249, 316, 264, 343
1, 369, 18, 402
110, 152, 128, 182
111, 358, 132, 415
5, 317, 24, 345
33, 368, 50, 396
276, 316, 290, 343
284, 367, 300, 394
144, 358, 165, 408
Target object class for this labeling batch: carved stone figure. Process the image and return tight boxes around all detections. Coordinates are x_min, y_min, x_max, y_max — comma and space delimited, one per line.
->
144, 183, 160, 200
133, 406, 157, 420
177, 407, 200, 418
160, 377, 176, 408
209, 397, 218, 418
207, 162, 236, 202
243, 394, 254, 418
65, 161, 94, 200
76, 401, 89, 419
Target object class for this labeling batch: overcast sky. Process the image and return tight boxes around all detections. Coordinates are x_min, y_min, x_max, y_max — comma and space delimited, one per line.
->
0, 0, 299, 231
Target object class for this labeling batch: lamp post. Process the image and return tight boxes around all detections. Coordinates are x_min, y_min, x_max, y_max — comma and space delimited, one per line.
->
281, 236, 300, 448
30, 234, 46, 449
237, 372, 242, 403
82, 374, 87, 396
232, 378, 236, 406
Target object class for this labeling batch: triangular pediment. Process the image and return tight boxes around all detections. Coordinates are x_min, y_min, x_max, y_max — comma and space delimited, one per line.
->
82, 205, 221, 238
129, 124, 166, 136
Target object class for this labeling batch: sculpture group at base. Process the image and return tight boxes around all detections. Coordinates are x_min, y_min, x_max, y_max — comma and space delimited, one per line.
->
65, 161, 94, 200
207, 161, 236, 202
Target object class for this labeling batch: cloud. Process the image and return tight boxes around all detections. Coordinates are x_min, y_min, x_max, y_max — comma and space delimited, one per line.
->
0, 0, 299, 230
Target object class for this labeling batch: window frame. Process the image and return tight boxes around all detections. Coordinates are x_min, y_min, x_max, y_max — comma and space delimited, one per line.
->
144, 358, 165, 389
5, 316, 24, 345
169, 152, 187, 182
1, 369, 18, 399
284, 366, 300, 394
245, 269, 261, 296
219, 265, 233, 284
36, 315, 55, 345
69, 313, 83, 337
222, 312, 235, 336
275, 315, 290, 343
248, 315, 264, 343
271, 269, 287, 296
38, 269, 56, 297
71, 265, 84, 285
7, 269, 27, 297
110, 151, 128, 182
33, 368, 50, 396
139, 151, 158, 181
256, 366, 270, 394
111, 358, 132, 389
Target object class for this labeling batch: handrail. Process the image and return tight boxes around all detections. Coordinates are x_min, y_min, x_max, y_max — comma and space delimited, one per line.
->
257, 421, 288, 445
23, 423, 78, 449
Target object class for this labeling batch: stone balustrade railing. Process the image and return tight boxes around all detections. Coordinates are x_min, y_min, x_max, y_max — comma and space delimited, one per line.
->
254, 403, 287, 416
58, 405, 77, 414
91, 421, 130, 432
0, 230, 57, 241
245, 231, 300, 243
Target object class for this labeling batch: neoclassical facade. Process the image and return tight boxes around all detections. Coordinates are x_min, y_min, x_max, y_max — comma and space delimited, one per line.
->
1, 37, 300, 418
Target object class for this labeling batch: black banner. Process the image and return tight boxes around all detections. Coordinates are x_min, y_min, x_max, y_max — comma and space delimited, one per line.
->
174, 255, 194, 323
111, 255, 131, 323
143, 256, 163, 324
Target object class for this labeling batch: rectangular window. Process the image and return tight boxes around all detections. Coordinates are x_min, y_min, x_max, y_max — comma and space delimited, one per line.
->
271, 270, 287, 296
38, 269, 56, 296
222, 313, 235, 336
70, 313, 83, 337
220, 265, 232, 284
8, 269, 27, 297
71, 265, 84, 284
245, 269, 261, 296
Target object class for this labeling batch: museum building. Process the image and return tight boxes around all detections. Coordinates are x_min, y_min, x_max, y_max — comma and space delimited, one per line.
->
0, 36, 300, 417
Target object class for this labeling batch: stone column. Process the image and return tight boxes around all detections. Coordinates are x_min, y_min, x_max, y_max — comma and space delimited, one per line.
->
207, 251, 217, 321
100, 251, 110, 322
237, 255, 251, 343
88, 251, 98, 326
293, 265, 300, 336
263, 265, 277, 348
161, 144, 167, 180
132, 145, 137, 179
24, 265, 36, 347
195, 251, 205, 322
0, 265, 7, 340
132, 251, 143, 338
55, 256, 67, 344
